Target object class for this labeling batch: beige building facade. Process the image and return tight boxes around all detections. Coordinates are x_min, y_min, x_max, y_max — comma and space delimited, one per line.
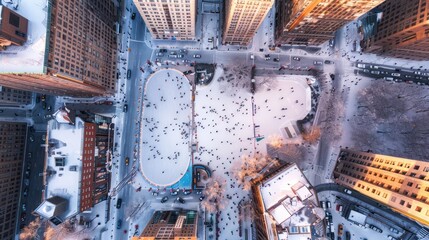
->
0, 0, 118, 97
275, 0, 384, 45
133, 0, 196, 40
333, 149, 429, 226
362, 0, 429, 60
222, 0, 274, 45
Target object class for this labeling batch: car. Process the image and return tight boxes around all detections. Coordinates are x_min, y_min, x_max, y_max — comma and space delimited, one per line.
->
177, 54, 184, 58
369, 224, 383, 233
320, 201, 326, 209
250, 54, 254, 60
22, 203, 26, 211
336, 204, 343, 212
259, 48, 264, 52
156, 52, 164, 57
179, 49, 187, 53
273, 58, 280, 62
193, 54, 201, 58
196, 171, 201, 182
182, 59, 190, 63
389, 227, 400, 234
338, 224, 343, 236
116, 198, 122, 209
344, 189, 352, 194
152, 191, 159, 196
370, 70, 380, 74
161, 196, 169, 203
392, 72, 401, 77
159, 49, 167, 53
131, 13, 136, 20
42, 134, 46, 141
169, 54, 178, 58
47, 105, 52, 111
324, 60, 333, 64
127, 70, 131, 79
330, 74, 335, 80
327, 201, 331, 208
23, 188, 28, 196
208, 37, 213, 42
27, 152, 32, 158
183, 190, 192, 195
29, 135, 34, 142
369, 65, 379, 69
21, 212, 26, 222
345, 231, 351, 240
170, 190, 179, 196
123, 104, 128, 113
313, 61, 323, 65
125, 157, 129, 166
357, 63, 366, 68
42, 101, 47, 110
176, 197, 185, 204
387, 236, 397, 240
264, 54, 270, 60
199, 195, 205, 201
183, 70, 193, 75
24, 179, 29, 186
384, 77, 394, 81
41, 94, 46, 101
116, 219, 122, 229
292, 57, 300, 61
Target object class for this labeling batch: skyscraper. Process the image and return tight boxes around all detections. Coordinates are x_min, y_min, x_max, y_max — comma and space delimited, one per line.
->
0, 122, 27, 239
0, 0, 118, 97
333, 149, 429, 226
362, 0, 429, 60
133, 0, 196, 40
222, 0, 274, 45
0, 86, 33, 106
275, 0, 384, 45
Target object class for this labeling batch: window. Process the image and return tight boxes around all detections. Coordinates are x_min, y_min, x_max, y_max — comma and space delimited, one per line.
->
399, 200, 405, 205
416, 206, 422, 212
407, 182, 413, 187
9, 12, 20, 28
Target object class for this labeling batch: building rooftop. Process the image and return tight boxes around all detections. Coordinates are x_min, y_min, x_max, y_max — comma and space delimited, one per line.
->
36, 117, 84, 222
0, 0, 48, 73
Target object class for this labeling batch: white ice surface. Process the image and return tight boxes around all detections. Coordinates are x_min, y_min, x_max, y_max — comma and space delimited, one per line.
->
140, 69, 192, 187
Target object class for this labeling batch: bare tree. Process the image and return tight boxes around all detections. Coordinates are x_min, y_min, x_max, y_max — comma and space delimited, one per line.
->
19, 217, 42, 240
201, 176, 228, 213
350, 81, 429, 159
302, 125, 321, 144
233, 154, 279, 191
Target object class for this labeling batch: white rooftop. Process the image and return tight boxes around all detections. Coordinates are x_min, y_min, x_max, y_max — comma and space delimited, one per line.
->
42, 117, 84, 219
0, 0, 48, 73
348, 210, 367, 225
140, 69, 192, 187
259, 164, 312, 210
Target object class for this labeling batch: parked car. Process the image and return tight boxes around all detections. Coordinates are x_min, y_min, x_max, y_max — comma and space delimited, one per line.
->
193, 54, 201, 58
327, 201, 331, 208
177, 54, 184, 58
169, 54, 178, 58
159, 49, 167, 53
161, 196, 169, 203
170, 190, 179, 196
344, 189, 352, 194
250, 54, 254, 60
313, 61, 323, 65
292, 57, 300, 61
117, 219, 122, 229
29, 135, 34, 142
176, 197, 185, 204
273, 58, 280, 62
369, 224, 383, 233
183, 70, 193, 75
131, 13, 136, 20
116, 198, 122, 209
389, 227, 400, 234
179, 49, 187, 54
125, 157, 129, 166
324, 60, 333, 64
127, 70, 131, 79
391, 72, 401, 77
387, 236, 397, 240
156, 52, 164, 57
199, 195, 205, 201
320, 201, 326, 209
22, 203, 26, 211
123, 104, 128, 113
183, 190, 192, 195
336, 204, 343, 212
338, 224, 343, 236
264, 54, 270, 60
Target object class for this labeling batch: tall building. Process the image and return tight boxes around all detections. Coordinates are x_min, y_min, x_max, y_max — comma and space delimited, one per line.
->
132, 210, 198, 240
0, 86, 33, 106
0, 122, 27, 240
333, 149, 429, 226
35, 110, 113, 224
0, 1, 118, 97
0, 5, 28, 48
222, 0, 274, 45
133, 0, 196, 40
275, 0, 384, 45
362, 0, 429, 60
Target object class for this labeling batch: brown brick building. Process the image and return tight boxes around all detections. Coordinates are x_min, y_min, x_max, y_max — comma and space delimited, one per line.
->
133, 210, 198, 240
333, 149, 429, 226
275, 0, 384, 45
0, 122, 27, 240
0, 86, 32, 106
362, 0, 429, 60
0, 0, 118, 97
0, 6, 28, 48
222, 0, 274, 45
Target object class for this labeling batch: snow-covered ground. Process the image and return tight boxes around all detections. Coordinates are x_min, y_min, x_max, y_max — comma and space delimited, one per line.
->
140, 69, 192, 187
192, 66, 313, 239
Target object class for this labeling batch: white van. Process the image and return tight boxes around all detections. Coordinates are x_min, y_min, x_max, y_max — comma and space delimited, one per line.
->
357, 63, 366, 68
